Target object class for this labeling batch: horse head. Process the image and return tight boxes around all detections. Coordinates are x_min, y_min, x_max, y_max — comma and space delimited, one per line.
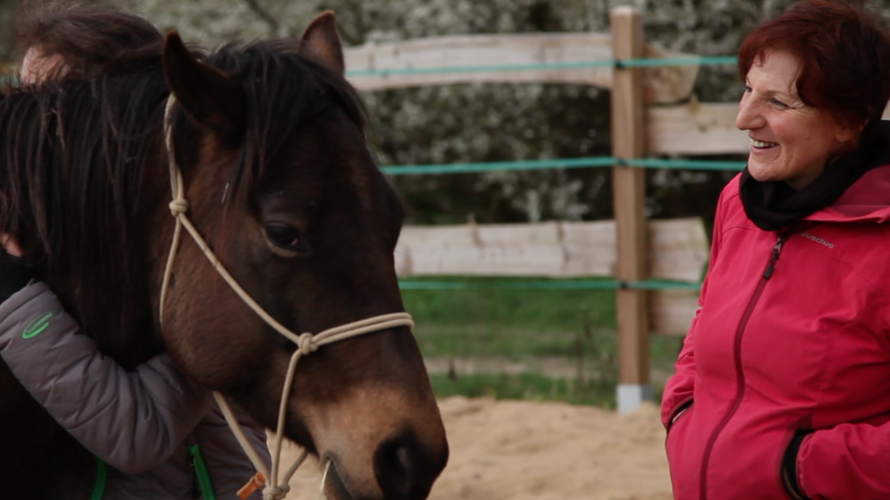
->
156, 13, 448, 500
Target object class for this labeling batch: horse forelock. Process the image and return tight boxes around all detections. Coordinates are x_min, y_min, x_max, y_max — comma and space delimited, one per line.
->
192, 39, 369, 209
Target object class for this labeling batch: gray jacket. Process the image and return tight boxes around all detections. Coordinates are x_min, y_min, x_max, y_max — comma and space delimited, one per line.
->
0, 281, 271, 499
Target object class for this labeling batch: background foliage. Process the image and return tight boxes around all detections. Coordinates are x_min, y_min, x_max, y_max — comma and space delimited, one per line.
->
6, 0, 838, 225
110, 0, 808, 225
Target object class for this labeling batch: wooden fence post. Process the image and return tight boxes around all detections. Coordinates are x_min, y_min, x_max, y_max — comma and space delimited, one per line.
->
610, 6, 652, 414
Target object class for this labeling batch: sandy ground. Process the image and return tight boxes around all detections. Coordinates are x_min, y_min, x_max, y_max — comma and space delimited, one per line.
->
276, 397, 673, 500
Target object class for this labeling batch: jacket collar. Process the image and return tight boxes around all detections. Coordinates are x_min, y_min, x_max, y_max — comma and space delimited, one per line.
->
806, 163, 890, 223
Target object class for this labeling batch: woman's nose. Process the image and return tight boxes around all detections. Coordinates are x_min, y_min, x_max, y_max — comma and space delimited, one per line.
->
735, 95, 762, 131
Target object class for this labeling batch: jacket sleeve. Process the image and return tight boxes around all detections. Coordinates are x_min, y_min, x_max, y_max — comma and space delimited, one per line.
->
660, 183, 730, 429
794, 423, 890, 498
0, 280, 212, 474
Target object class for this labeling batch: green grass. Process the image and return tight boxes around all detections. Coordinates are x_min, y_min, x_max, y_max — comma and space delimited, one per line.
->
410, 324, 616, 358
403, 277, 617, 358
402, 277, 616, 331
401, 277, 683, 406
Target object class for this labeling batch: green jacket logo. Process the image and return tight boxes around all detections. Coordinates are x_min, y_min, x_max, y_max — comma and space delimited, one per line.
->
22, 312, 53, 339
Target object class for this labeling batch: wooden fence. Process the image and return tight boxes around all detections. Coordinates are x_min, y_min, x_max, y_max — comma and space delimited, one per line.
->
343, 7, 747, 412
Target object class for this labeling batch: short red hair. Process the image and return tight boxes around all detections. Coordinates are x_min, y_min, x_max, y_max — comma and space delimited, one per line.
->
739, 0, 890, 133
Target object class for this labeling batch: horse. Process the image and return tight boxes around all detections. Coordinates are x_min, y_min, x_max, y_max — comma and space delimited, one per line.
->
0, 12, 448, 500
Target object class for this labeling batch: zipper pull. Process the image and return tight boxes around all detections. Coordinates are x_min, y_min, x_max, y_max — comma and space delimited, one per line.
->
763, 235, 786, 279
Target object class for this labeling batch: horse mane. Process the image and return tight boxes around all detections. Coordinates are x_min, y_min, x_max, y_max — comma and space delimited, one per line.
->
0, 38, 368, 369
0, 45, 169, 367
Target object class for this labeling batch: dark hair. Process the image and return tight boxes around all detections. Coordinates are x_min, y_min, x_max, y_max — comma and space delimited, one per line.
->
738, 0, 890, 134
14, 2, 163, 79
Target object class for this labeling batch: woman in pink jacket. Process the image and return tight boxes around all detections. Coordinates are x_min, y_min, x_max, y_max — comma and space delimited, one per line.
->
661, 1, 890, 499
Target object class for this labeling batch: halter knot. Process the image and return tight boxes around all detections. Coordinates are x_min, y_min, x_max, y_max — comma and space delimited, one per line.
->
169, 198, 190, 215
296, 333, 318, 356
262, 484, 290, 500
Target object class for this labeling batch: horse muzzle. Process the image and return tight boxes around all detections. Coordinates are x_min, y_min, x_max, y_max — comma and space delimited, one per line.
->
322, 427, 449, 500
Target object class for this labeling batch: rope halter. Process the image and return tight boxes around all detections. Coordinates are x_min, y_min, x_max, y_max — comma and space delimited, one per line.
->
160, 95, 414, 500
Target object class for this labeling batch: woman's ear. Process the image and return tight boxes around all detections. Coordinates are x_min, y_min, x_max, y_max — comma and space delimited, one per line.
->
834, 118, 867, 151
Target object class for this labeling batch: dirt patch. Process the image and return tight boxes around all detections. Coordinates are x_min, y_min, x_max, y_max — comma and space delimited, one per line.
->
278, 397, 672, 500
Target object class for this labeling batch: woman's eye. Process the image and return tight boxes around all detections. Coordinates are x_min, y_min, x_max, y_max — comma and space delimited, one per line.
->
264, 223, 300, 249
771, 99, 789, 109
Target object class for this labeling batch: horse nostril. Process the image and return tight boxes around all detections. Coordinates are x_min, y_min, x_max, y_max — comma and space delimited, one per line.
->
395, 445, 412, 475
374, 432, 444, 500
375, 440, 413, 498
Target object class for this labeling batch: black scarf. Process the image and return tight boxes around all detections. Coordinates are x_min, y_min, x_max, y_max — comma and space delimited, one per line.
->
740, 120, 890, 231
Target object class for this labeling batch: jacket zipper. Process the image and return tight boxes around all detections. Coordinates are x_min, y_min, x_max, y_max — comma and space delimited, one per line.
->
699, 233, 786, 500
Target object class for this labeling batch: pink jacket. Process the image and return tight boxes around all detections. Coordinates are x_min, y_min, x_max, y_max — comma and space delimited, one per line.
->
662, 166, 890, 500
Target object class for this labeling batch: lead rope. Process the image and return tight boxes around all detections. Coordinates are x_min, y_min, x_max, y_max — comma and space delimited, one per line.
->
160, 96, 414, 500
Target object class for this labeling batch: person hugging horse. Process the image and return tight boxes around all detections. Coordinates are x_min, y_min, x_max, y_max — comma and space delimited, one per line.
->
0, 5, 271, 499
1, 1, 450, 498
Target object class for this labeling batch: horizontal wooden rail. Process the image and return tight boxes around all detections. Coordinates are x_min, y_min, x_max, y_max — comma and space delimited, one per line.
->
395, 219, 708, 282
344, 32, 702, 103
648, 102, 749, 154
381, 156, 746, 175
345, 55, 737, 77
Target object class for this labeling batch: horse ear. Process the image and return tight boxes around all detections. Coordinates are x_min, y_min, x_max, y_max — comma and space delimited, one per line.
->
162, 31, 245, 141
299, 11, 345, 75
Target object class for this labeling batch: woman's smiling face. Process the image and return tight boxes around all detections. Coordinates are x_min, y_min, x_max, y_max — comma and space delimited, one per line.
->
735, 49, 856, 190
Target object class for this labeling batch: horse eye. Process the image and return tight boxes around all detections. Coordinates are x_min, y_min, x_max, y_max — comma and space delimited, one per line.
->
263, 223, 303, 257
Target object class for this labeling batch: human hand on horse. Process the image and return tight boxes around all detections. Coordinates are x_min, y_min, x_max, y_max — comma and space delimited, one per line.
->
0, 233, 31, 304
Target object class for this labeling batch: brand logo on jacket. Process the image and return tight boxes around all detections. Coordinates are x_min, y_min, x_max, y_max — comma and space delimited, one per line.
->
21, 311, 53, 339
799, 232, 834, 249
